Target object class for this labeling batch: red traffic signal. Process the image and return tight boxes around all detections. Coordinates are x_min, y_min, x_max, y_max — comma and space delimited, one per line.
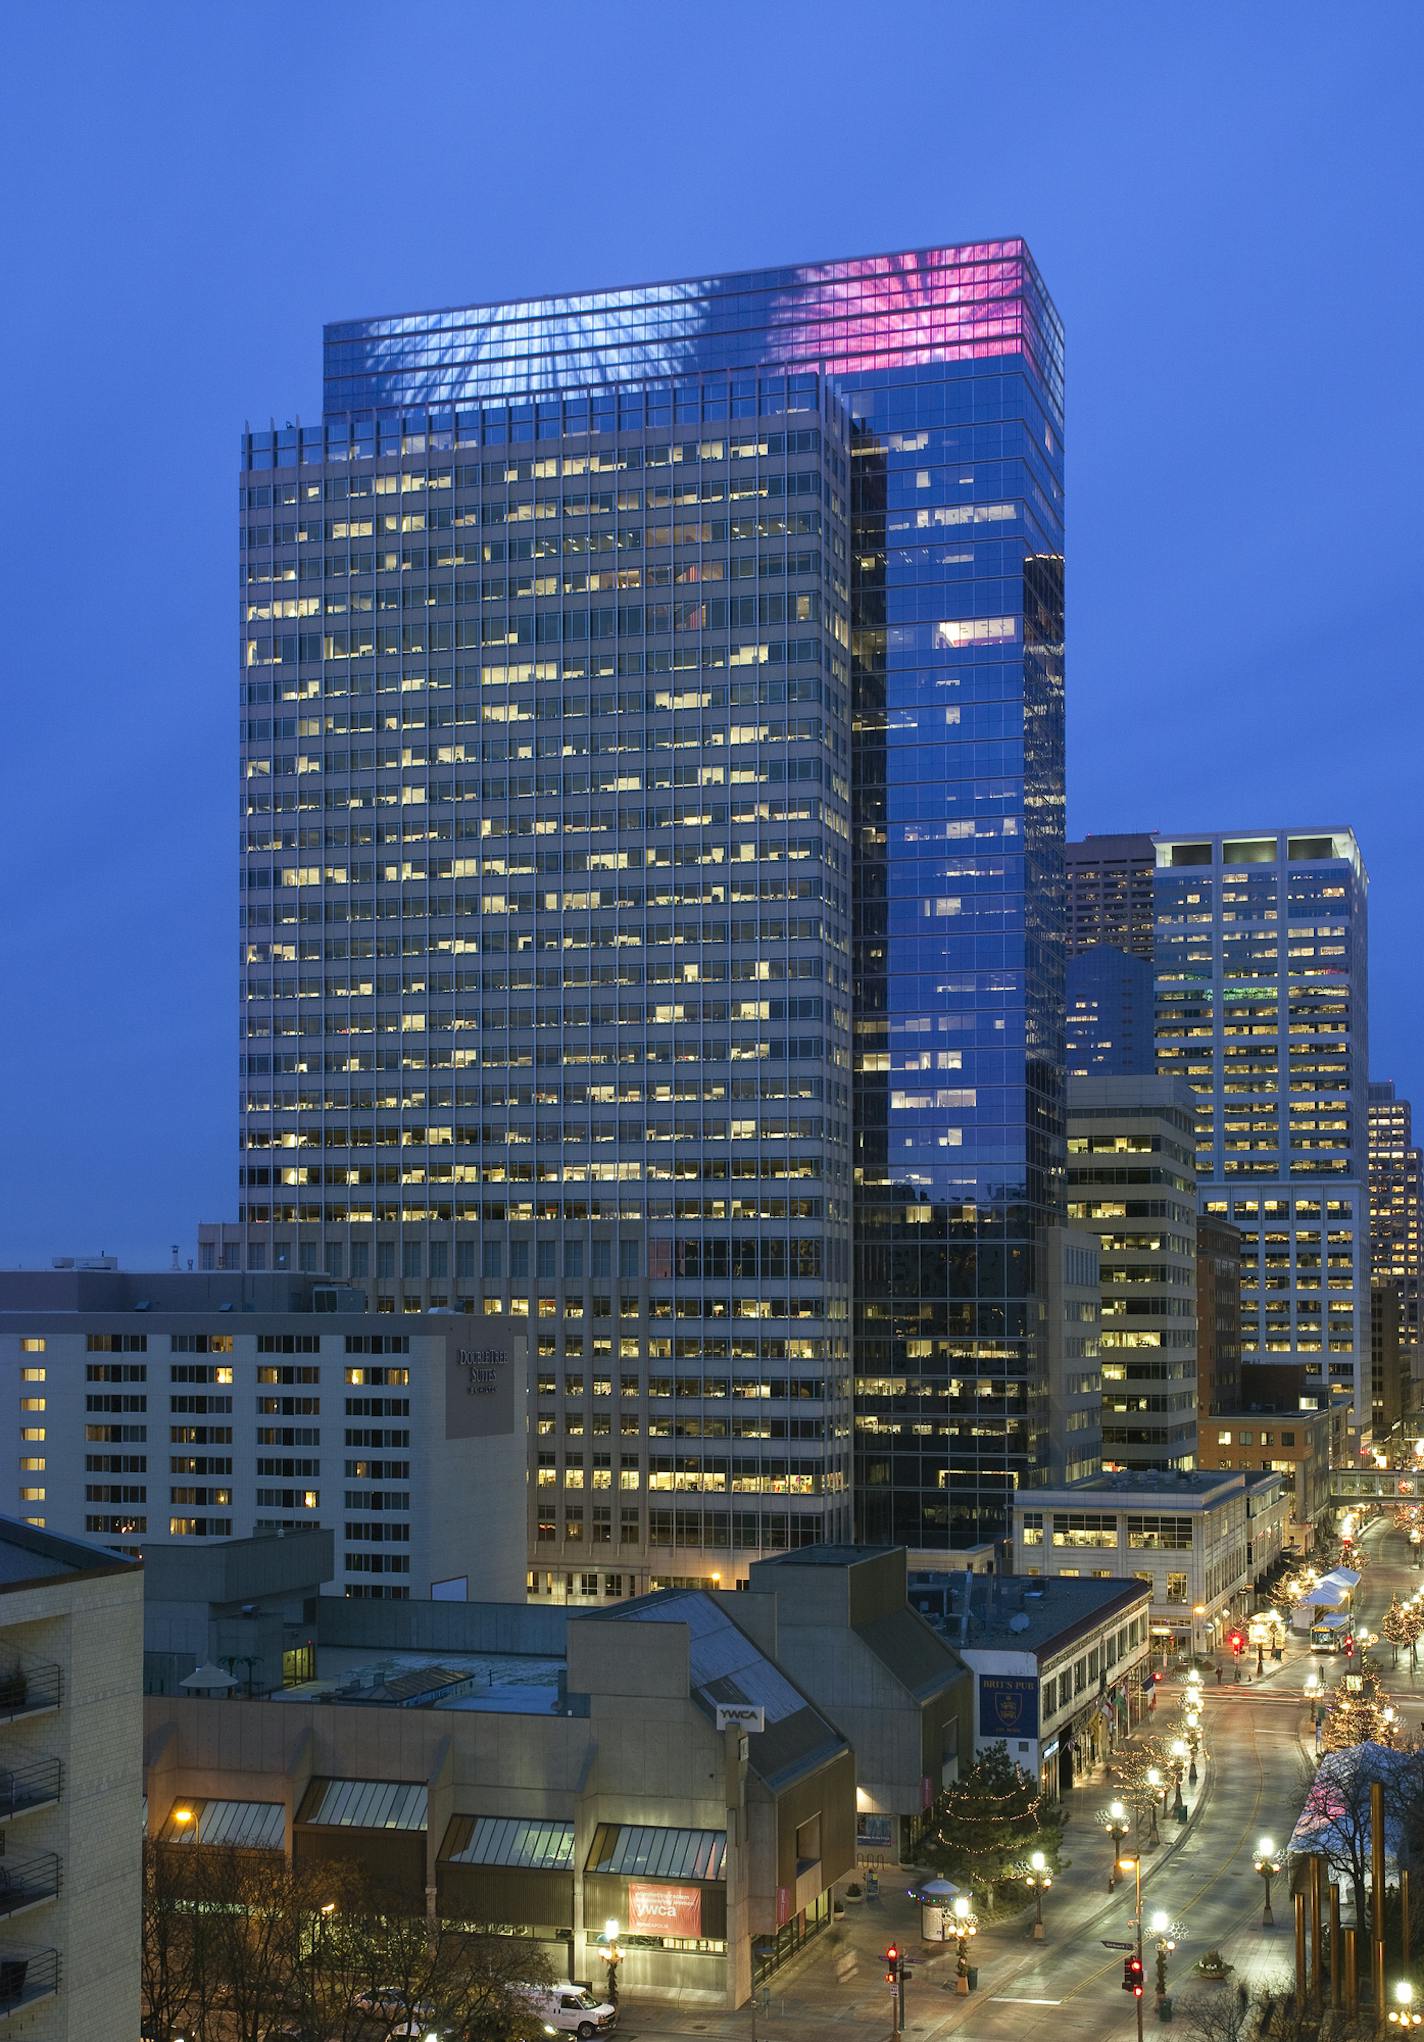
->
1229, 1631, 1245, 1655
1343, 1635, 1356, 1658
885, 1944, 900, 1982
1152, 1669, 1164, 1684
1123, 1956, 1145, 1995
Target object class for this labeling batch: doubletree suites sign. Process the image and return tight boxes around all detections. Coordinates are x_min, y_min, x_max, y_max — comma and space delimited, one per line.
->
444, 1336, 517, 1439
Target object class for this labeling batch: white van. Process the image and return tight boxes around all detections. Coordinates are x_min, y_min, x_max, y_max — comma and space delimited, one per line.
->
512, 1982, 619, 2037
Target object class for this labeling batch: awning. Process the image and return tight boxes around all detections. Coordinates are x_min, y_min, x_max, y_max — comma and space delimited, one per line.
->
159, 1799, 285, 1850
298, 1778, 427, 1831
586, 1824, 726, 1881
440, 1816, 574, 1870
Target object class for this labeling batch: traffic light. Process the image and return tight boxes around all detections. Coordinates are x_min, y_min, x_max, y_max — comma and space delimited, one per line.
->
885, 1944, 900, 1984
1123, 1956, 1145, 1996
1229, 1631, 1245, 1656
1344, 1634, 1356, 1659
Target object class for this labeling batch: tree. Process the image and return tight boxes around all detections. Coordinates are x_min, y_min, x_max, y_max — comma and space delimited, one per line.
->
917, 1743, 1064, 1904
1320, 1663, 1389, 1753
1110, 1736, 1175, 1835
1383, 1598, 1410, 1668
1292, 1742, 1424, 1937
141, 1842, 553, 2042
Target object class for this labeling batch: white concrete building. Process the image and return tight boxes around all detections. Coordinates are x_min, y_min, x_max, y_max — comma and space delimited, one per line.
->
1012, 1468, 1253, 1659
0, 1516, 143, 2039
0, 1270, 527, 1603
926, 1574, 1151, 1800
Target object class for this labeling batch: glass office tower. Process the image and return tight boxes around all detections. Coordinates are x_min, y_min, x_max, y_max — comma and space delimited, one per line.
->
225, 244, 1066, 1584
1154, 830, 1370, 1429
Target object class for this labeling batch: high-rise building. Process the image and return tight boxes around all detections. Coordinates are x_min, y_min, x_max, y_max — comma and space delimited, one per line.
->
1066, 1076, 1198, 1469
214, 244, 1066, 1587
1065, 943, 1155, 1078
0, 1269, 527, 1601
1154, 830, 1371, 1430
1367, 1079, 1423, 1374
0, 1517, 143, 2039
1042, 1224, 1102, 1484
1195, 1212, 1244, 1415
1066, 832, 1155, 957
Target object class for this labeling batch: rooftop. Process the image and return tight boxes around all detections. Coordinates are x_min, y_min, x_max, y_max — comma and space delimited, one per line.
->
596, 1589, 848, 1791
1022, 1469, 1246, 1506
754, 1543, 898, 1569
912, 1572, 1149, 1660
0, 1515, 141, 1590
271, 1645, 569, 1717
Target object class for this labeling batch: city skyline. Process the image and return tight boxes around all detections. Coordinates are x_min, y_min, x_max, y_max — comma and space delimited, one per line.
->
4, 3, 1423, 1265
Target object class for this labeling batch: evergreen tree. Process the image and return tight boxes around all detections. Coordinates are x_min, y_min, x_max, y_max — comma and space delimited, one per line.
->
917, 1743, 1063, 1901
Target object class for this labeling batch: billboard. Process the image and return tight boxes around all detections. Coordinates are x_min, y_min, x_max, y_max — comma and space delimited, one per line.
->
977, 1672, 1039, 1740
626, 1883, 702, 1937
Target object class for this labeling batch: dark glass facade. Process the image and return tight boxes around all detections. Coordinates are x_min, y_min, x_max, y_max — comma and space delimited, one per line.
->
241, 244, 1065, 1569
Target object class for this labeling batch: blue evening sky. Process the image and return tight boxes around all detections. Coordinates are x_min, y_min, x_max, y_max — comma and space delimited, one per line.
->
2, 1, 1420, 1266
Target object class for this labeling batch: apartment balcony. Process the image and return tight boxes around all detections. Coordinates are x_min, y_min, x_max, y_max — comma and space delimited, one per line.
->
0, 1856, 59, 1922
0, 1663, 59, 1726
0, 1948, 58, 2017
0, 1761, 60, 1825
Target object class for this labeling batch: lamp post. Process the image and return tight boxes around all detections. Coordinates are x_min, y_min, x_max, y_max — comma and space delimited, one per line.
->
1144, 1771, 1162, 1848
1150, 1909, 1184, 2010
1022, 1850, 1051, 1940
1102, 1801, 1130, 1889
1169, 1740, 1189, 1821
1389, 1983, 1422, 2027
1305, 1671, 1322, 1726
603, 1918, 621, 2004
1120, 1853, 1145, 2042
1255, 1837, 1282, 1927
952, 1894, 978, 1994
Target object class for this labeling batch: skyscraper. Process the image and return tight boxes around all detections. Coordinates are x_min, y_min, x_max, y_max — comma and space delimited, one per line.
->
215, 244, 1065, 1589
1066, 1075, 1198, 1470
1066, 832, 1156, 957
1367, 1079, 1423, 1373
1065, 943, 1156, 1077
1154, 830, 1370, 1430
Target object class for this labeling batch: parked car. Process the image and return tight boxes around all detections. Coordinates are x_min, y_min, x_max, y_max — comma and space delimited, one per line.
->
510, 1982, 618, 2038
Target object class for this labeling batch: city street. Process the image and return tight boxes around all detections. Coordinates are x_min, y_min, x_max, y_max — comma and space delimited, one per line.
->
624, 1514, 1424, 2042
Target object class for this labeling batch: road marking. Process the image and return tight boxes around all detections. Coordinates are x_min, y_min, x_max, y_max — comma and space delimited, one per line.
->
991, 1996, 1062, 2005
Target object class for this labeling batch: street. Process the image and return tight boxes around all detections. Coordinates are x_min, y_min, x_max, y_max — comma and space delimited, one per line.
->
624, 1514, 1424, 2042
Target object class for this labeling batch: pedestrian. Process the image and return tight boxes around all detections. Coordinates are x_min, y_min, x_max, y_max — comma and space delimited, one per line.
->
1216, 1664, 1222, 1686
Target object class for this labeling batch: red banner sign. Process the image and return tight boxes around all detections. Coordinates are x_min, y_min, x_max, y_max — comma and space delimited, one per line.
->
627, 1882, 703, 1937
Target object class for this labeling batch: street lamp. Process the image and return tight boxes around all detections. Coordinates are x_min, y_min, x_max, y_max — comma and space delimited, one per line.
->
1383, 1705, 1398, 1747
1389, 1983, 1422, 2027
1254, 1837, 1282, 1927
1022, 1849, 1051, 1940
1149, 1909, 1184, 2008
1102, 1800, 1130, 1889
952, 1894, 979, 1993
1119, 1853, 1144, 2042
603, 1918, 621, 2003
1184, 1718, 1201, 1786
1169, 1739, 1189, 1820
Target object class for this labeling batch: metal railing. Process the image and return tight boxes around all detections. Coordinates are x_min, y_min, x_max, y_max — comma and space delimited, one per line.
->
0, 1947, 58, 2015
0, 1762, 60, 1823
0, 1664, 59, 1724
0, 1856, 59, 1919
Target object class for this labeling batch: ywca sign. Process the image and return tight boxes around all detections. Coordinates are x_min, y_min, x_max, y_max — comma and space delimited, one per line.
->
627, 1883, 703, 1937
444, 1337, 515, 1440
714, 1702, 765, 1732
